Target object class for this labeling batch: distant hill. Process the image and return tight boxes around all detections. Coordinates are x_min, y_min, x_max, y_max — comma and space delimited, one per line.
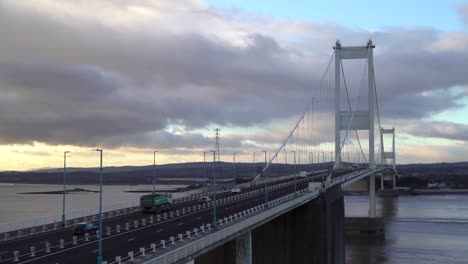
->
1, 161, 467, 185
0, 162, 330, 185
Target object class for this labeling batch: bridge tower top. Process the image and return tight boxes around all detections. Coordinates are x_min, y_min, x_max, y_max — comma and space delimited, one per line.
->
380, 127, 396, 170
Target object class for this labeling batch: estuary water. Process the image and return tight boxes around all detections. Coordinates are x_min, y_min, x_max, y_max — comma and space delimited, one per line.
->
0, 183, 190, 226
345, 195, 468, 264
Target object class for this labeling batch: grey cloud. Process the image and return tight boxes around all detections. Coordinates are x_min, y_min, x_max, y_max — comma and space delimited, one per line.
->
381, 91, 463, 119
0, 1, 467, 150
405, 121, 468, 142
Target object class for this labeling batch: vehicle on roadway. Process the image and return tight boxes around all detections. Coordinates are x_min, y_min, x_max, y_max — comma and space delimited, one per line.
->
231, 187, 241, 193
198, 196, 212, 204
72, 222, 97, 235
140, 193, 173, 213
299, 171, 307, 178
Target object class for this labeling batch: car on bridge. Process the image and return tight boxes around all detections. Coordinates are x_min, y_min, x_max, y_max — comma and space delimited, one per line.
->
231, 187, 241, 193
72, 222, 97, 235
197, 196, 212, 204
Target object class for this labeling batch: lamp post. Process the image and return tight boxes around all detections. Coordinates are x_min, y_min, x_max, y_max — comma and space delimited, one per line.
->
152, 150, 158, 196
262, 150, 268, 206
292, 151, 297, 195
310, 152, 313, 173
203, 151, 207, 194
61, 151, 70, 227
233, 152, 237, 184
94, 148, 104, 264
210, 150, 217, 226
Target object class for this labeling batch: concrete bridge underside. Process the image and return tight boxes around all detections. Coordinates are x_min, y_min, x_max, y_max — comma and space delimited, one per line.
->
195, 185, 344, 264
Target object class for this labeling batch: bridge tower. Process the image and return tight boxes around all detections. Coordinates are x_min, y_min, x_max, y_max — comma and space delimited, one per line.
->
334, 40, 377, 218
380, 127, 396, 170
333, 39, 375, 169
379, 127, 398, 193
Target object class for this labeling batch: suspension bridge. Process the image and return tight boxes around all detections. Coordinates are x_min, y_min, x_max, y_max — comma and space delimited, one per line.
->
0, 40, 397, 264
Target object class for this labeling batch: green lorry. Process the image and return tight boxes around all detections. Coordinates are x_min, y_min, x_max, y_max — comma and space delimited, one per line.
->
140, 193, 173, 213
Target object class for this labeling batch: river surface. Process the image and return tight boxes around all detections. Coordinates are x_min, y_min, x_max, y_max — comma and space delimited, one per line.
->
1, 184, 468, 263
345, 195, 468, 264
0, 183, 190, 226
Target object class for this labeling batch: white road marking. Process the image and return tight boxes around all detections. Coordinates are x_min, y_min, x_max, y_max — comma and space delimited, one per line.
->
156, 229, 163, 232
92, 249, 98, 253
0, 251, 8, 255
177, 222, 184, 226
128, 238, 135, 242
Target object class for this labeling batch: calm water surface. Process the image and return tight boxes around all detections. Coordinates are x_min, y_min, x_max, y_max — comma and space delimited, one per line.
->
345, 195, 468, 264
0, 183, 190, 225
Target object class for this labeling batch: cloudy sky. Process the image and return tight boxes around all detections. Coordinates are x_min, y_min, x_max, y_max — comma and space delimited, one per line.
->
0, 0, 467, 170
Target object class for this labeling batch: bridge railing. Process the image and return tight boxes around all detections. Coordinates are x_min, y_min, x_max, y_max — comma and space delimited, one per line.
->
130, 183, 322, 264
0, 189, 208, 241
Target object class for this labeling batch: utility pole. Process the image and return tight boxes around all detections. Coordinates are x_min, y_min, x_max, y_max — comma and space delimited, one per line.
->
210, 150, 217, 226
213, 128, 221, 182
213, 128, 221, 163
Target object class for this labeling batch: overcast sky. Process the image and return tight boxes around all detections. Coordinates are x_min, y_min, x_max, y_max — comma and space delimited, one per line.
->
0, 0, 467, 170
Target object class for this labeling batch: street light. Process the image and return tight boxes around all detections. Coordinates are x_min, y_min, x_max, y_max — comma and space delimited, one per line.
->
233, 152, 237, 183
292, 150, 297, 195
210, 150, 217, 226
309, 152, 313, 173
262, 150, 268, 206
61, 151, 70, 227
94, 148, 104, 264
152, 150, 158, 196
203, 151, 207, 194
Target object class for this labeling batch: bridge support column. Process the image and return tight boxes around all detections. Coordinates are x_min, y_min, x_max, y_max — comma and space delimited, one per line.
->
369, 175, 376, 218
380, 173, 384, 190
236, 231, 252, 264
